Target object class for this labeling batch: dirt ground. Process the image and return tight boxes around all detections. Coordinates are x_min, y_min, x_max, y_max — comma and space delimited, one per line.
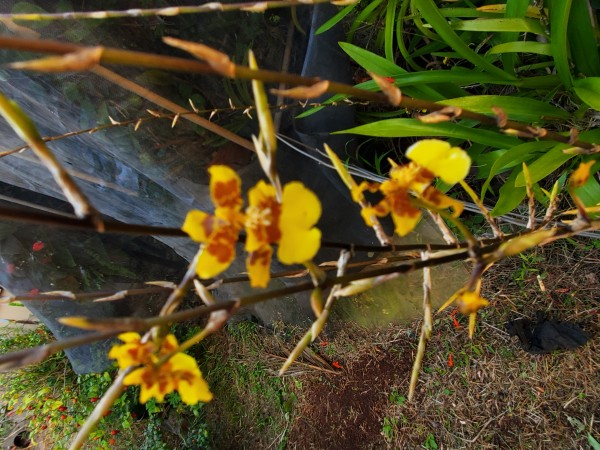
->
284, 241, 600, 449
203, 240, 599, 449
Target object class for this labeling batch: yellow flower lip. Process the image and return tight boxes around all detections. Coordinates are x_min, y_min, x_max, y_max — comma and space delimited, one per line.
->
406, 139, 471, 185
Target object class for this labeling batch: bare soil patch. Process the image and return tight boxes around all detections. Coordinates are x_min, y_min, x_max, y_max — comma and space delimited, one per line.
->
289, 341, 413, 449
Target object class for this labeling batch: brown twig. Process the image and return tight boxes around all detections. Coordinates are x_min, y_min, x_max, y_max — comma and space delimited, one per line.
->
0, 36, 597, 151
91, 66, 255, 151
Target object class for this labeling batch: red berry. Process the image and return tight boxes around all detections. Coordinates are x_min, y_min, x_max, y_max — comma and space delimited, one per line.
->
60, 414, 67, 420
32, 241, 45, 252
26, 406, 34, 410
110, 430, 119, 436
103, 410, 112, 417
109, 438, 116, 445
90, 397, 99, 403
39, 424, 48, 430
130, 412, 137, 418
57, 406, 67, 412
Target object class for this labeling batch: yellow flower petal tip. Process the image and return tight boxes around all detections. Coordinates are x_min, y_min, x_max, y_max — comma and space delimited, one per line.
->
458, 291, 489, 314
278, 182, 322, 265
406, 139, 471, 184
58, 316, 94, 330
208, 165, 243, 210
569, 160, 596, 189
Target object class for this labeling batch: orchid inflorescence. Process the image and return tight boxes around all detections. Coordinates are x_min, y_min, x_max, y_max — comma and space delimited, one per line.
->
0, 37, 595, 448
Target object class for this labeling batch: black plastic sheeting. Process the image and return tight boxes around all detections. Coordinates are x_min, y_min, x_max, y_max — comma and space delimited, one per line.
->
505, 312, 590, 354
0, 3, 378, 372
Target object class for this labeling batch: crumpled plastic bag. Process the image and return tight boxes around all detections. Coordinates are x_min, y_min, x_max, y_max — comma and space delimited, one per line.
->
505, 312, 590, 354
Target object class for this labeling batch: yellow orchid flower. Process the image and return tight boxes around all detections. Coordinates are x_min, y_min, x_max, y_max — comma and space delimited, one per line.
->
183, 165, 321, 287
107, 331, 154, 368
109, 333, 213, 405
438, 289, 490, 338
245, 180, 322, 288
405, 139, 471, 184
456, 291, 490, 314
325, 139, 470, 238
182, 165, 245, 279
364, 174, 422, 237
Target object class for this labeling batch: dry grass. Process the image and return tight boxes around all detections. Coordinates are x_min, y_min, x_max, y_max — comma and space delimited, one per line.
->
207, 240, 600, 449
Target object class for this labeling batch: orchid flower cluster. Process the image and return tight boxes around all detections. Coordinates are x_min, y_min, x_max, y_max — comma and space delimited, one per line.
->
327, 139, 471, 237
181, 167, 322, 288
325, 138, 491, 333
109, 332, 212, 405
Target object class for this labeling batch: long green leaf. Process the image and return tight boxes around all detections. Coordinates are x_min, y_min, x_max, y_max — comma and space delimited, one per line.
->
500, 0, 531, 73
488, 41, 552, 56
348, 0, 385, 42
397, 0, 423, 71
549, 0, 573, 89
336, 118, 521, 148
514, 143, 572, 187
513, 128, 600, 187
439, 95, 569, 122
385, 0, 398, 61
575, 167, 600, 207
413, 0, 515, 80
588, 433, 600, 450
339, 42, 405, 76
406, 7, 499, 19
573, 77, 600, 110
491, 167, 526, 217
316, 2, 359, 35
480, 140, 555, 200
567, 0, 600, 77
446, 18, 545, 34
338, 42, 442, 100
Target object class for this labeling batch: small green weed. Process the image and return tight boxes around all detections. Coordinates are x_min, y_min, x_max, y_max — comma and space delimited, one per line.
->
424, 432, 439, 450
389, 390, 406, 406
382, 416, 398, 442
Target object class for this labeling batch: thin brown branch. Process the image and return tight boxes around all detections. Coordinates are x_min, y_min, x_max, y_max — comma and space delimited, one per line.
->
0, 329, 122, 371
91, 66, 255, 151
0, 36, 596, 151
69, 367, 134, 450
0, 203, 489, 252
0, 0, 351, 21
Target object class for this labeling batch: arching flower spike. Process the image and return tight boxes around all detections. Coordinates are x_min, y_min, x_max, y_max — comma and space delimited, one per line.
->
182, 165, 245, 279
